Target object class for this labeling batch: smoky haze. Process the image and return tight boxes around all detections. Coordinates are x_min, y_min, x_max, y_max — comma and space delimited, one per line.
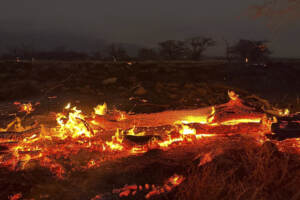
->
0, 0, 299, 57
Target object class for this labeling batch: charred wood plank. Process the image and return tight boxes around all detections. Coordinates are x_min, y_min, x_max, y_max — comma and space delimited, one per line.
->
89, 99, 265, 131
89, 107, 214, 130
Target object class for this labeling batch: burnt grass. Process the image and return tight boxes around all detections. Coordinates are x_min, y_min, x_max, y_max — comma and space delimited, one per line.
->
0, 60, 300, 200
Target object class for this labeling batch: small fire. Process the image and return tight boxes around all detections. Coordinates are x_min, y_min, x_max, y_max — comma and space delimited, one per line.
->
65, 103, 71, 109
126, 127, 146, 136
279, 108, 290, 116
94, 103, 107, 116
179, 125, 196, 135
181, 107, 215, 124
228, 90, 239, 101
14, 102, 35, 114
168, 174, 185, 186
56, 105, 92, 138
106, 129, 124, 151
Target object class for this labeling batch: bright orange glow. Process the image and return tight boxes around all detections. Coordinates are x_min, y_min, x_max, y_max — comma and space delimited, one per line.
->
145, 174, 184, 199
168, 174, 185, 186
228, 90, 239, 101
9, 193, 22, 200
279, 108, 290, 116
179, 124, 196, 135
105, 129, 124, 151
130, 146, 147, 154
126, 127, 145, 136
181, 107, 215, 124
158, 135, 184, 148
198, 152, 213, 166
56, 105, 92, 138
220, 118, 261, 125
14, 102, 34, 114
99, 173, 185, 200
181, 116, 208, 124
94, 103, 107, 116
65, 103, 71, 109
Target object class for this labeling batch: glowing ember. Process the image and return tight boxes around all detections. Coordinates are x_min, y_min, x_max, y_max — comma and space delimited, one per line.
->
279, 108, 290, 116
181, 107, 215, 124
158, 136, 184, 148
106, 129, 124, 151
130, 146, 148, 154
94, 103, 107, 116
56, 105, 92, 138
179, 124, 196, 135
9, 193, 22, 200
14, 102, 35, 114
126, 127, 146, 136
145, 174, 185, 199
220, 118, 262, 125
91, 174, 185, 199
198, 152, 213, 166
228, 90, 239, 101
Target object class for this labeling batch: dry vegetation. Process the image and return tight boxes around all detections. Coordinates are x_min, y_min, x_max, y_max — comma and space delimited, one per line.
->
173, 140, 300, 200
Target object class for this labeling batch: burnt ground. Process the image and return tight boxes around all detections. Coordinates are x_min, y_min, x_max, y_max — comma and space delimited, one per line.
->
0, 62, 300, 112
1, 60, 300, 113
0, 60, 300, 200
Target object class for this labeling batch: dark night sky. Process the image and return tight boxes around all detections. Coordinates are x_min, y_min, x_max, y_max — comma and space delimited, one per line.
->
0, 0, 299, 57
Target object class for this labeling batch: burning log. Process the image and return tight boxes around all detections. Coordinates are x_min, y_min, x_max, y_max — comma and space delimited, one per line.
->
89, 106, 213, 130
89, 91, 266, 133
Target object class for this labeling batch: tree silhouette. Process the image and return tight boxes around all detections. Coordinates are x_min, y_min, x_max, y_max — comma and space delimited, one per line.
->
229, 39, 271, 64
222, 38, 233, 64
158, 40, 186, 60
185, 37, 216, 60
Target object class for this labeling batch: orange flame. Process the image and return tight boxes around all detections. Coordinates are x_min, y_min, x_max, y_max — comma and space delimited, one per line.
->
94, 103, 107, 116
14, 102, 35, 114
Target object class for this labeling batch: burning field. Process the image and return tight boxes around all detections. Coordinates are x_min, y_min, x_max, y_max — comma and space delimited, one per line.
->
0, 62, 300, 200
